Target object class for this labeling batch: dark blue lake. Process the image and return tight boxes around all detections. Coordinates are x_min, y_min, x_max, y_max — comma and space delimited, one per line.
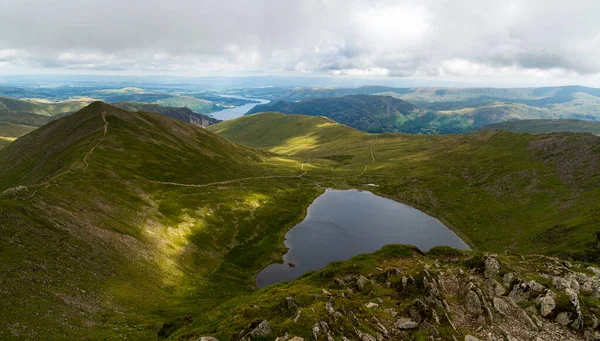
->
256, 189, 469, 288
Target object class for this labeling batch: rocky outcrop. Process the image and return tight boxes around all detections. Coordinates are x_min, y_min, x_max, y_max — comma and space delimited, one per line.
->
207, 249, 600, 341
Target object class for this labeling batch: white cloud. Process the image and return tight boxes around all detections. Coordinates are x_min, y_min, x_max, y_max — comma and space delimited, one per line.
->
0, 0, 599, 85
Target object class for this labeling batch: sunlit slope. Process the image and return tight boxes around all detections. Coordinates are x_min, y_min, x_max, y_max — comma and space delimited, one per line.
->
209, 113, 600, 261
0, 121, 36, 149
480, 119, 600, 135
0, 102, 321, 339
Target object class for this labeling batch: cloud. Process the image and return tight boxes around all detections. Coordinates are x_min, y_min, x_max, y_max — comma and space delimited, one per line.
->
0, 0, 599, 84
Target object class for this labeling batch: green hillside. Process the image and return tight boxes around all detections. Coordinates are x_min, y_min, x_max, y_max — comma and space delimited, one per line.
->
3, 104, 600, 339
0, 122, 36, 149
247, 95, 419, 133
211, 113, 600, 260
480, 119, 600, 135
0, 102, 322, 339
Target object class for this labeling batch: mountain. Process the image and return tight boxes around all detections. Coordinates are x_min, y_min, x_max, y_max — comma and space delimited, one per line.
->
0, 96, 91, 126
210, 113, 600, 261
170, 245, 600, 341
113, 102, 220, 127
4, 103, 600, 339
480, 119, 600, 135
246, 95, 419, 133
238, 86, 600, 133
0, 102, 318, 339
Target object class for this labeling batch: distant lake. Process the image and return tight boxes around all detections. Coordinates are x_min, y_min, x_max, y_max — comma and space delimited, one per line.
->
210, 95, 269, 120
256, 189, 469, 288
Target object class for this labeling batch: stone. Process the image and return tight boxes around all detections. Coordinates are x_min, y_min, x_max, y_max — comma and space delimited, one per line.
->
357, 276, 369, 291
465, 336, 481, 341
365, 302, 379, 308
410, 299, 429, 323
249, 320, 271, 337
334, 278, 345, 287
465, 290, 482, 315
286, 297, 297, 309
325, 301, 335, 314
198, 337, 219, 341
484, 257, 500, 278
322, 289, 332, 296
485, 278, 506, 297
555, 312, 573, 326
517, 309, 538, 332
492, 297, 511, 315
394, 317, 419, 329
289, 338, 304, 341
538, 294, 555, 317
385, 308, 398, 318
420, 321, 440, 338
275, 333, 289, 341
503, 273, 516, 288
508, 280, 545, 303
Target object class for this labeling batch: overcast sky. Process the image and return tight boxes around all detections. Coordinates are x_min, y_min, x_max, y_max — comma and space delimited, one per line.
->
1, 0, 600, 86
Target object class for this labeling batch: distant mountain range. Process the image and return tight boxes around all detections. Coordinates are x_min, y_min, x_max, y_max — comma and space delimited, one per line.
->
244, 85, 600, 133
247, 94, 419, 132
113, 102, 219, 127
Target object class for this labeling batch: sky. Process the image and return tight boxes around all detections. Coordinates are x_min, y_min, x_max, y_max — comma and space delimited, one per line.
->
1, 0, 600, 87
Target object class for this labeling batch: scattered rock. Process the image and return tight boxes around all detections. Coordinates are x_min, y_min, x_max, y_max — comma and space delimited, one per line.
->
538, 293, 555, 317
286, 297, 297, 309
365, 302, 379, 308
484, 257, 500, 278
556, 312, 573, 326
249, 320, 271, 337
485, 278, 506, 297
465, 290, 482, 315
357, 276, 369, 291
394, 317, 419, 329
465, 336, 481, 341
508, 280, 545, 303
410, 299, 429, 323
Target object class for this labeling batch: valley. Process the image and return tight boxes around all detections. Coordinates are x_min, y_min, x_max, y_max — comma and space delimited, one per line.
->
2, 102, 600, 339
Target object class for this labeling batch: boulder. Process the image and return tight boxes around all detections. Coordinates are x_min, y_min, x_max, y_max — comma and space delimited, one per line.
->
410, 299, 429, 323
492, 297, 511, 315
484, 257, 500, 279
538, 294, 555, 317
357, 276, 369, 291
465, 290, 482, 315
249, 320, 271, 337
503, 273, 516, 288
508, 280, 545, 303
485, 278, 506, 297
556, 312, 573, 326
394, 317, 419, 329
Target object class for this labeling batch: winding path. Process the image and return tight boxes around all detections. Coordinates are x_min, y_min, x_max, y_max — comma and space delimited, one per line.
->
83, 111, 108, 171
359, 136, 378, 176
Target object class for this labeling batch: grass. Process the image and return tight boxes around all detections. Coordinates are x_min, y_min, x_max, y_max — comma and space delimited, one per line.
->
2, 104, 600, 339
210, 113, 600, 259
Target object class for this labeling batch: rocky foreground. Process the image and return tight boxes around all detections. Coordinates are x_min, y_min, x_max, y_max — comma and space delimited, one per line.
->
172, 246, 600, 341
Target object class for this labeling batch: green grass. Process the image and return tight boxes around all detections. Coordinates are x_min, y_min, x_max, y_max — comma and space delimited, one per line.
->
0, 122, 36, 150
2, 103, 600, 339
210, 113, 600, 259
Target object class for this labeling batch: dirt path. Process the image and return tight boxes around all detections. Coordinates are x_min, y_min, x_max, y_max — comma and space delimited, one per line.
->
83, 111, 108, 171
359, 136, 378, 176
299, 158, 312, 178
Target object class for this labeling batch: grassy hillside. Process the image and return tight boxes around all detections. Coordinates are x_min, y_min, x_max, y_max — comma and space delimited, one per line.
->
0, 102, 323, 339
480, 119, 600, 135
247, 95, 420, 133
210, 113, 600, 261
0, 122, 36, 149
